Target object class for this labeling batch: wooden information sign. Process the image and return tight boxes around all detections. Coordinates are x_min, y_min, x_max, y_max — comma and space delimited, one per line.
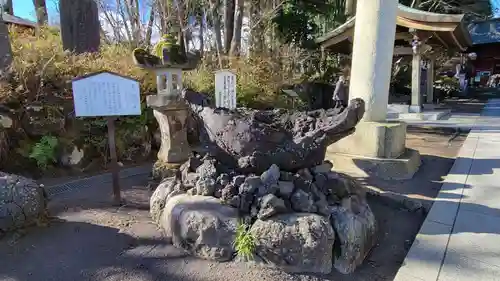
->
72, 71, 141, 205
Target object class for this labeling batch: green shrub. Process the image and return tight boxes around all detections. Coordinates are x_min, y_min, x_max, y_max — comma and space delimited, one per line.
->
29, 136, 58, 170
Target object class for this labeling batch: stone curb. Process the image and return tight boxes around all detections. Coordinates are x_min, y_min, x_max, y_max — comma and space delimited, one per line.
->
43, 164, 152, 198
392, 105, 487, 281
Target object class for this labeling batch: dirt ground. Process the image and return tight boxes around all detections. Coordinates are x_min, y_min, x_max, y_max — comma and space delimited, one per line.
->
0, 127, 469, 281
360, 128, 467, 211
0, 177, 425, 281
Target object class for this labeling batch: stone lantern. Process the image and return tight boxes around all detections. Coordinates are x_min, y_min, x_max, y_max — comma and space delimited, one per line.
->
133, 37, 200, 180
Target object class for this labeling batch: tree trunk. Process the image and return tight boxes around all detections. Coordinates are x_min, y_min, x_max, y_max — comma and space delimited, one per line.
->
199, 13, 204, 56
229, 0, 244, 57
145, 0, 156, 46
208, 0, 223, 66
124, 0, 141, 46
59, 0, 100, 54
249, 0, 264, 56
3, 0, 13, 15
0, 17, 12, 73
33, 0, 48, 26
223, 0, 235, 54
175, 1, 188, 54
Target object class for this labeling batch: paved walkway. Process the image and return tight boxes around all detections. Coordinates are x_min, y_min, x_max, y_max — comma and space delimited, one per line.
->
394, 99, 500, 281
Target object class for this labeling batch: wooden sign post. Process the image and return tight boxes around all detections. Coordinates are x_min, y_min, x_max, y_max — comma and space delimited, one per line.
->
72, 71, 141, 205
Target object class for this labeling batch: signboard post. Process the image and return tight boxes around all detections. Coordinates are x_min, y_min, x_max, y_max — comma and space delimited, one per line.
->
215, 70, 237, 109
72, 71, 141, 205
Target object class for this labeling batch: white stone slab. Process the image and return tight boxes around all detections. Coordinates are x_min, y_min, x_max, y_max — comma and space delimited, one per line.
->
460, 185, 500, 218
396, 220, 452, 281
427, 196, 461, 226
438, 251, 500, 281
393, 273, 426, 281
447, 210, 500, 266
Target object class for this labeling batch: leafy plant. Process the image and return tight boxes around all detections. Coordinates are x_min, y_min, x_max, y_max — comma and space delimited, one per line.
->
29, 135, 58, 170
153, 34, 176, 59
233, 221, 256, 259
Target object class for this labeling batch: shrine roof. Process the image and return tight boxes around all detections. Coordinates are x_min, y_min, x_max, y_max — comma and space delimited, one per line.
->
2, 13, 36, 28
468, 18, 500, 45
316, 4, 472, 54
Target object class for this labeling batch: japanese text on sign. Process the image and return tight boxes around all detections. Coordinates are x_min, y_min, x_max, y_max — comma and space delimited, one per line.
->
72, 72, 141, 117
215, 70, 237, 110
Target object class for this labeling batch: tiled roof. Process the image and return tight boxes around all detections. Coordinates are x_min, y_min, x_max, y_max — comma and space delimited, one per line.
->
1, 13, 36, 28
468, 19, 500, 45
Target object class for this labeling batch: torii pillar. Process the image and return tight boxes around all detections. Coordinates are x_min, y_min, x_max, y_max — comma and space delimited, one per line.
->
325, 0, 421, 180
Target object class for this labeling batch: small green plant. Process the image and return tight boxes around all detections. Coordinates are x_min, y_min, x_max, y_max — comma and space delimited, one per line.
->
29, 136, 58, 170
233, 221, 256, 259
153, 34, 176, 59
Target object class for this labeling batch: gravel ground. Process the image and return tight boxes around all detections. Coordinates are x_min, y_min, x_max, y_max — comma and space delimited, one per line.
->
1, 129, 465, 281
0, 174, 425, 281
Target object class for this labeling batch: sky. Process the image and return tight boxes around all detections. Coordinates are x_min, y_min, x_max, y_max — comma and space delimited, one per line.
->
11, 0, 58, 22
493, 0, 500, 17
9, 0, 500, 21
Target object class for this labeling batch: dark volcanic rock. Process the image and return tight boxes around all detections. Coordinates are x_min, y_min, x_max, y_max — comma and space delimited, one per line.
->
258, 194, 287, 220
232, 175, 246, 188
250, 213, 335, 274
182, 90, 364, 174
196, 158, 218, 180
221, 184, 238, 201
277, 181, 294, 199
260, 164, 280, 187
290, 189, 316, 213
195, 177, 216, 196
312, 162, 333, 174
216, 173, 231, 186
330, 197, 377, 274
239, 176, 262, 194
182, 172, 199, 188
279, 171, 294, 181
150, 177, 183, 225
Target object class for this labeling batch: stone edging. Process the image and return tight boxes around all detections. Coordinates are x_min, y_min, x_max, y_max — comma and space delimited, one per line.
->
392, 106, 490, 281
43, 164, 152, 198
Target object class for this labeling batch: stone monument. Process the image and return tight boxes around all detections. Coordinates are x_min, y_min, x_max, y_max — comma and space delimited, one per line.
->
149, 90, 378, 274
133, 33, 201, 179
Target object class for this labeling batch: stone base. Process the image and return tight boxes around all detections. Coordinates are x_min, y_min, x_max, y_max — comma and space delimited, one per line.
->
325, 149, 421, 181
151, 162, 377, 274
409, 105, 422, 113
387, 110, 451, 121
327, 121, 406, 159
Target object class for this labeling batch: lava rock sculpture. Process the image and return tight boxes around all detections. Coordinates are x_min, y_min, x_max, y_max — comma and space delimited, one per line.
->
182, 90, 365, 174
150, 90, 376, 274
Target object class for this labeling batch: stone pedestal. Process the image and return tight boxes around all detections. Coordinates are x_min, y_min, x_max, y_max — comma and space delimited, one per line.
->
147, 95, 191, 179
327, 122, 406, 159
326, 122, 421, 180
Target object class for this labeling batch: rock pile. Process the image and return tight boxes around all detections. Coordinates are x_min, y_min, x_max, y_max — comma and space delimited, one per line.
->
0, 172, 48, 237
151, 155, 377, 274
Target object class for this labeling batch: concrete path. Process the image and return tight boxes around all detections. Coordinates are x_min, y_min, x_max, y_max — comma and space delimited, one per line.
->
394, 99, 500, 281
